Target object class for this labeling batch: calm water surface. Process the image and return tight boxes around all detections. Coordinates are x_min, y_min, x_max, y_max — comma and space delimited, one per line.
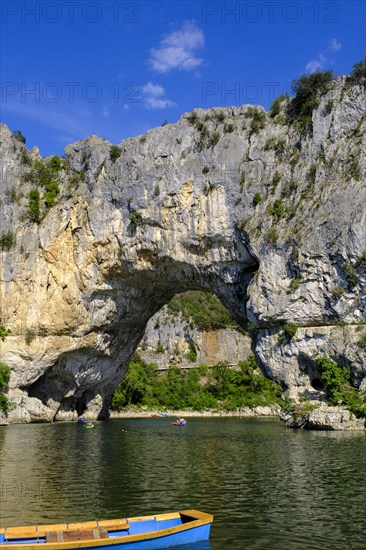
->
0, 418, 365, 549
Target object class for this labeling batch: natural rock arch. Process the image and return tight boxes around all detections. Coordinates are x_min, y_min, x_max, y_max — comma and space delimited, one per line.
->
1, 76, 365, 422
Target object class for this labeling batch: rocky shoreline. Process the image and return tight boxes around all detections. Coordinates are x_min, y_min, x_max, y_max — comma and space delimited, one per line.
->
2, 403, 366, 431
281, 404, 366, 431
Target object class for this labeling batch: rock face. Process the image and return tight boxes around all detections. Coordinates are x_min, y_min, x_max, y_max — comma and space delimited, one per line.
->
137, 305, 252, 369
281, 405, 366, 431
0, 75, 365, 422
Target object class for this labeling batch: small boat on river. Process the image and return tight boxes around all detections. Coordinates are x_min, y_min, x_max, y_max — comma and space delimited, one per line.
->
0, 509, 213, 550
171, 418, 187, 426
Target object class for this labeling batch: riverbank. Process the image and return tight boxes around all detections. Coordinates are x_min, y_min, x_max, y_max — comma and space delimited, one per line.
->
110, 405, 281, 419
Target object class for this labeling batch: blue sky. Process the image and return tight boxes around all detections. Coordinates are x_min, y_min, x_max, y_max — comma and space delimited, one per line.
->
1, 0, 365, 156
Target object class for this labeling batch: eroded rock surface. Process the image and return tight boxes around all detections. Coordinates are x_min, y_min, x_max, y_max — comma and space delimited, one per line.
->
0, 75, 365, 422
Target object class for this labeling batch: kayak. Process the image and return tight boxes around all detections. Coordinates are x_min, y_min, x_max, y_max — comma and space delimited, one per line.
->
0, 509, 213, 549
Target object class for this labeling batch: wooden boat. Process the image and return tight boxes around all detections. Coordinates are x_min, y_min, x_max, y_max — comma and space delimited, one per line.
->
0, 509, 213, 550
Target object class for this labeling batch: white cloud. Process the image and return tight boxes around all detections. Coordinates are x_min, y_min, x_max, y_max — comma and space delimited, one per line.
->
141, 82, 175, 109
329, 38, 342, 52
305, 54, 326, 74
149, 20, 205, 74
101, 105, 110, 118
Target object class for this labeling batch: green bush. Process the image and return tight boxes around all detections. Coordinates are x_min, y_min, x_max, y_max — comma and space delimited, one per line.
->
308, 164, 317, 184
264, 136, 286, 155
167, 291, 238, 331
187, 112, 198, 124
214, 111, 226, 123
110, 145, 122, 162
185, 342, 197, 362
224, 123, 235, 134
129, 211, 143, 227
44, 181, 60, 208
331, 286, 344, 299
27, 189, 41, 223
0, 326, 11, 341
316, 355, 366, 417
0, 231, 15, 250
268, 199, 288, 219
346, 59, 366, 86
288, 71, 334, 133
12, 130, 26, 144
202, 165, 210, 174
208, 130, 220, 147
245, 107, 266, 134
358, 333, 366, 350
252, 192, 262, 206
269, 95, 289, 117
283, 323, 298, 339
111, 353, 283, 412
266, 227, 278, 244
342, 260, 358, 288
0, 363, 11, 412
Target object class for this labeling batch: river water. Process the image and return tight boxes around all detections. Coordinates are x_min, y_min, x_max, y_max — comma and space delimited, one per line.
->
0, 417, 365, 549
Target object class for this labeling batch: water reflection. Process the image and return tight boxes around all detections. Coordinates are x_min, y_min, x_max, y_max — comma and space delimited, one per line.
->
0, 418, 365, 549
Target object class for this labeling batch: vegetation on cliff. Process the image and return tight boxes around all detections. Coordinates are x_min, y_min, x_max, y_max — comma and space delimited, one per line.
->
316, 355, 366, 418
0, 363, 11, 412
111, 353, 283, 412
166, 290, 240, 331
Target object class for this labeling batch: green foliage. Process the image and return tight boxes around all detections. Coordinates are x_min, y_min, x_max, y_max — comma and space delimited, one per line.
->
316, 355, 366, 417
0, 231, 15, 250
289, 278, 303, 290
0, 363, 11, 412
288, 70, 334, 133
264, 136, 286, 155
283, 323, 298, 339
49, 156, 63, 171
167, 290, 238, 331
358, 333, 366, 350
111, 354, 283, 412
185, 342, 197, 363
342, 260, 358, 288
331, 286, 344, 299
269, 95, 289, 118
44, 180, 60, 208
27, 189, 41, 223
139, 135, 147, 144
324, 99, 334, 115
356, 251, 366, 269
224, 123, 235, 134
20, 149, 32, 166
207, 130, 220, 148
0, 326, 11, 341
214, 111, 226, 123
308, 164, 317, 184
271, 170, 281, 194
245, 107, 266, 134
252, 192, 262, 206
268, 199, 288, 219
202, 165, 210, 174
187, 111, 198, 124
25, 329, 36, 346
156, 341, 165, 354
12, 129, 26, 144
266, 227, 278, 244
346, 59, 366, 86
110, 145, 122, 162
129, 211, 143, 227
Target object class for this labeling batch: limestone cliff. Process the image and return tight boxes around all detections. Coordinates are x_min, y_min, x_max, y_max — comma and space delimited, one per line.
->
0, 73, 365, 422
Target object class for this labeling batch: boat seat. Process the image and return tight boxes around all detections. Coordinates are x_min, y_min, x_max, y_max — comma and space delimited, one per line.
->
46, 528, 108, 543
97, 519, 129, 531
